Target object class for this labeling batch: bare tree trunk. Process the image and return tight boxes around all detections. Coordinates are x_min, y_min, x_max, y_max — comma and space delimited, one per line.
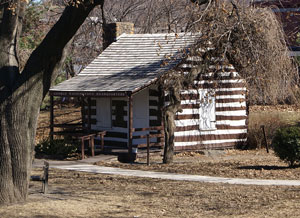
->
162, 67, 201, 164
163, 86, 181, 164
0, 0, 29, 203
0, 0, 104, 204
163, 110, 176, 163
0, 79, 41, 203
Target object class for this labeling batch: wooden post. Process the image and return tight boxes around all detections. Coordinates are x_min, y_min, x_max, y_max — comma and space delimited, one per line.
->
261, 125, 269, 153
158, 85, 165, 148
90, 135, 95, 157
81, 97, 85, 131
128, 94, 133, 162
101, 133, 104, 151
42, 161, 49, 194
81, 137, 85, 160
87, 97, 92, 132
50, 95, 54, 141
147, 134, 150, 166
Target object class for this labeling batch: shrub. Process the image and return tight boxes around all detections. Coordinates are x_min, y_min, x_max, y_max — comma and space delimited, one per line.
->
272, 126, 300, 167
35, 138, 78, 159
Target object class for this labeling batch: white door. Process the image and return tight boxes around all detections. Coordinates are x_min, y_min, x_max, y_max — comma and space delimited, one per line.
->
96, 98, 111, 128
133, 90, 149, 128
199, 90, 216, 130
133, 90, 149, 145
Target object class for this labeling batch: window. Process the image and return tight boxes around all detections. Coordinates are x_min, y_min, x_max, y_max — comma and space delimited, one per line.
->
112, 100, 127, 128
96, 98, 111, 128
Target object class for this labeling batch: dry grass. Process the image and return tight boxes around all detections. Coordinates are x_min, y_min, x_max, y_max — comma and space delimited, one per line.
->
248, 105, 300, 149
0, 168, 300, 218
3, 105, 300, 217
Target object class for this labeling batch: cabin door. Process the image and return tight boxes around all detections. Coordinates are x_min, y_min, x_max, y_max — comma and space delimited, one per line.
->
133, 90, 149, 145
133, 90, 149, 128
199, 89, 216, 130
96, 98, 111, 128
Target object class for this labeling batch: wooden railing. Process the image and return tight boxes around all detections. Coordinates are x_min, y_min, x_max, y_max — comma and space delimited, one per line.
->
132, 126, 164, 165
132, 126, 164, 148
51, 123, 87, 136
81, 131, 106, 160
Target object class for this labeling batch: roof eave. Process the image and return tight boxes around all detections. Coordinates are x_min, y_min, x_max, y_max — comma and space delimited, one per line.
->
49, 90, 129, 97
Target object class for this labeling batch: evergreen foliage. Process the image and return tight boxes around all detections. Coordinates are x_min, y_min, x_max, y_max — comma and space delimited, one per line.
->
272, 126, 300, 167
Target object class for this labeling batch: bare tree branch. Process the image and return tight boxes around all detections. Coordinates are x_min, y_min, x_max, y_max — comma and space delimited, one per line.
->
19, 0, 104, 97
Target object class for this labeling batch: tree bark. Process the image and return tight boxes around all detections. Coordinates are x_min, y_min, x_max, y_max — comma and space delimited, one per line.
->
0, 0, 104, 204
162, 67, 201, 164
163, 86, 182, 164
163, 110, 176, 163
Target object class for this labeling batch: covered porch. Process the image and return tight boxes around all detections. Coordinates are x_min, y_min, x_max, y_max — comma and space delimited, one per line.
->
49, 86, 165, 159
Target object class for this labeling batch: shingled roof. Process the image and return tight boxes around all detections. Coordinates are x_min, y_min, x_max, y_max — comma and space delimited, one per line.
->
50, 33, 201, 97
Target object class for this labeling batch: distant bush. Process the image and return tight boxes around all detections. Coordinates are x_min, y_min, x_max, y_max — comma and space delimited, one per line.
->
35, 138, 78, 159
272, 126, 300, 167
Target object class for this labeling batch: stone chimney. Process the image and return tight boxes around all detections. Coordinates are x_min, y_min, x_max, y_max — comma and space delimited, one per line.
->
103, 22, 134, 50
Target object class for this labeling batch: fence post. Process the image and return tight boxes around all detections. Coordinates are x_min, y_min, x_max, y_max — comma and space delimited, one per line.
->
42, 161, 49, 194
147, 134, 150, 166
90, 135, 95, 157
101, 133, 104, 151
50, 95, 54, 141
81, 137, 85, 159
261, 125, 269, 153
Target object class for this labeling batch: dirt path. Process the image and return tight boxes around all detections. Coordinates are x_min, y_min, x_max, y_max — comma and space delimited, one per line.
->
52, 164, 300, 186
96, 149, 300, 180
33, 149, 300, 187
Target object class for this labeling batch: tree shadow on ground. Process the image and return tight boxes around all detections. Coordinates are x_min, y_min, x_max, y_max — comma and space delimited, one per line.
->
33, 216, 58, 218
237, 165, 300, 170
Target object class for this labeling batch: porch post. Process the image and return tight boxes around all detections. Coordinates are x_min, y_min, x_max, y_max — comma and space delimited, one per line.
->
158, 85, 165, 145
50, 95, 54, 141
87, 97, 92, 133
128, 94, 133, 160
80, 96, 85, 131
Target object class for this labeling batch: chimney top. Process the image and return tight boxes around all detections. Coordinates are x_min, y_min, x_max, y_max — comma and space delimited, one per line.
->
103, 22, 134, 50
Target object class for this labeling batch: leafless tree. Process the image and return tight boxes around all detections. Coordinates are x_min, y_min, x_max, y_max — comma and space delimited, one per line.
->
0, 0, 105, 204
161, 0, 298, 163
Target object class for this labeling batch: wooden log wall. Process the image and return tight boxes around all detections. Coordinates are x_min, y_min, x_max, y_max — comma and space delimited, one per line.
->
130, 86, 164, 148
149, 86, 161, 128
82, 66, 247, 151
147, 85, 164, 147
174, 63, 247, 151
85, 97, 128, 148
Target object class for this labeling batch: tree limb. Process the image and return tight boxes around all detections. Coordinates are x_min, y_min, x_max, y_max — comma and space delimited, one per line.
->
190, 0, 211, 6
18, 0, 104, 97
0, 0, 25, 91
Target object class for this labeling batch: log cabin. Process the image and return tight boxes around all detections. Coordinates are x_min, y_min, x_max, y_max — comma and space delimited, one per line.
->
49, 23, 248, 154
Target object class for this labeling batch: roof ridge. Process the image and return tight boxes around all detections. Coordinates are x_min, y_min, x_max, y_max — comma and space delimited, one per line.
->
117, 32, 201, 38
